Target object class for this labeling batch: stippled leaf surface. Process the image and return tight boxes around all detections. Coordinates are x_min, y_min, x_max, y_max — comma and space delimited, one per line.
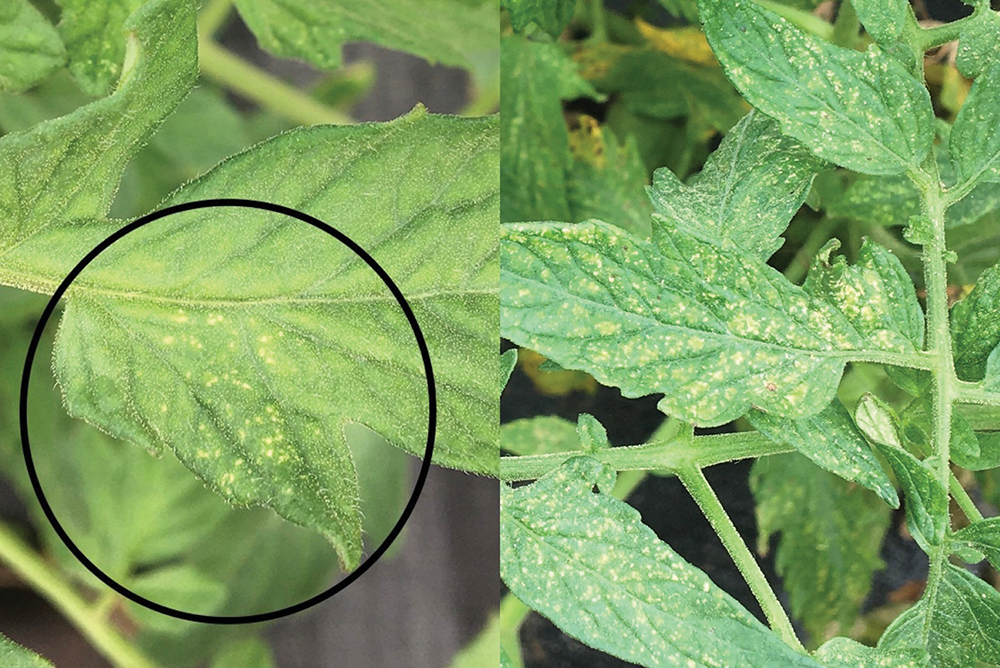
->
233, 0, 496, 70
6, 110, 498, 571
501, 34, 600, 223
879, 563, 1000, 667
501, 0, 575, 37
956, 9, 1000, 79
851, 0, 911, 48
502, 219, 921, 426
803, 239, 924, 352
952, 260, 1000, 382
647, 110, 825, 259
0, 0, 196, 255
0, 637, 53, 668
751, 453, 891, 642
699, 0, 934, 175
55, 0, 143, 95
501, 415, 581, 455
501, 456, 821, 668
0, 0, 65, 93
951, 56, 1000, 187
814, 637, 927, 667
747, 400, 898, 505
854, 395, 948, 551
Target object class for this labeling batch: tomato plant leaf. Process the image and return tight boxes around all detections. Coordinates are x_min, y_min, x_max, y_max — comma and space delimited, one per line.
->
501, 0, 575, 37
952, 516, 1000, 570
951, 57, 1000, 188
0, 0, 196, 258
699, 0, 934, 175
813, 637, 927, 667
850, 0, 911, 48
501, 415, 581, 455
232, 0, 496, 70
3, 110, 498, 571
956, 9, 1000, 79
0, 0, 65, 93
500, 456, 822, 668
502, 219, 921, 426
747, 400, 898, 506
879, 563, 1000, 667
951, 260, 1000, 382
55, 0, 145, 95
751, 453, 891, 642
854, 395, 948, 551
647, 110, 825, 260
501, 34, 600, 223
0, 637, 53, 668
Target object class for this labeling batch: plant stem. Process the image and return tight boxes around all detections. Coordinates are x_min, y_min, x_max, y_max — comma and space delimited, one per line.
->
831, 0, 860, 49
0, 521, 161, 668
916, 10, 984, 52
950, 473, 984, 524
756, 0, 835, 41
500, 431, 795, 481
588, 0, 607, 43
911, 162, 957, 645
197, 0, 233, 37
677, 466, 805, 653
197, 37, 353, 127
498, 593, 530, 668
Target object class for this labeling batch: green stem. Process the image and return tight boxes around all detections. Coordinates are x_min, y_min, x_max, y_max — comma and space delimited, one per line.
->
910, 162, 956, 645
498, 593, 530, 668
588, 0, 607, 43
916, 11, 984, 52
831, 0, 860, 49
0, 521, 161, 668
500, 431, 795, 481
677, 466, 805, 653
197, 37, 353, 127
755, 0, 835, 41
197, 0, 233, 37
955, 385, 1000, 407
955, 402, 1000, 428
950, 473, 984, 524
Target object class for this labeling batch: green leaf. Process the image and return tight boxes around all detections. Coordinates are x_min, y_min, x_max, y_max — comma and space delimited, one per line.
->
501, 34, 600, 223
501, 415, 581, 455
699, 0, 934, 175
567, 125, 653, 239
952, 260, 1000, 382
500, 646, 513, 668
7, 110, 499, 571
0, 0, 65, 93
345, 423, 411, 556
747, 400, 898, 506
879, 563, 1000, 667
851, 0, 911, 48
502, 220, 920, 426
647, 110, 826, 259
129, 565, 227, 633
56, 0, 144, 95
854, 394, 948, 550
232, 0, 496, 70
985, 344, 1000, 391
210, 637, 275, 668
501, 456, 821, 668
0, 0, 197, 254
502, 0, 575, 37
0, 636, 53, 668
751, 453, 891, 642
803, 239, 925, 351
658, 0, 699, 22
950, 56, 1000, 187
952, 516, 1000, 570
501, 348, 518, 388
814, 637, 927, 667
956, 9, 1000, 79
576, 413, 608, 453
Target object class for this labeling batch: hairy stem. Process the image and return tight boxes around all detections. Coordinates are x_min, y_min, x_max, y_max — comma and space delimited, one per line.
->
950, 473, 984, 524
910, 161, 957, 644
917, 10, 984, 51
197, 37, 353, 127
500, 431, 794, 481
0, 521, 161, 668
677, 466, 805, 652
